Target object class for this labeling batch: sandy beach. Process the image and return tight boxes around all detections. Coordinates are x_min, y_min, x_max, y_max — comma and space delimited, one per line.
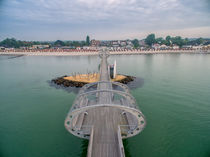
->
0, 50, 210, 56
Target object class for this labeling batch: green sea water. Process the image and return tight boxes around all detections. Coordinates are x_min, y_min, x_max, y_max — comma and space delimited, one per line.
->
0, 54, 210, 157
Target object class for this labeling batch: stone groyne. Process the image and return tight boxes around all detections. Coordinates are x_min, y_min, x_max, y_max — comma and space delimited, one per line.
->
52, 74, 135, 88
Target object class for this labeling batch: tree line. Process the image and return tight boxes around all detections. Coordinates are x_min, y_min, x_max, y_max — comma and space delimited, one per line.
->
144, 34, 207, 47
0, 35, 91, 48
0, 35, 209, 48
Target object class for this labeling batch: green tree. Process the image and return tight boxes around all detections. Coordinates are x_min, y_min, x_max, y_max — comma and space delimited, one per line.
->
131, 39, 139, 48
72, 41, 80, 47
196, 38, 204, 45
171, 36, 184, 47
165, 36, 171, 46
183, 38, 189, 45
80, 41, 86, 47
145, 34, 156, 46
0, 38, 20, 48
54, 40, 65, 46
86, 35, 90, 46
187, 38, 204, 46
156, 37, 164, 44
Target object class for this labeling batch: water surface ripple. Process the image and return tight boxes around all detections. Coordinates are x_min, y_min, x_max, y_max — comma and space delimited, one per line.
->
0, 54, 210, 157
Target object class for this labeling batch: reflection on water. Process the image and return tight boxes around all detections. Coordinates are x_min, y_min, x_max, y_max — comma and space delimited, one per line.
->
128, 77, 144, 89
80, 140, 89, 157
123, 139, 132, 157
47, 80, 80, 94
8, 55, 25, 59
78, 139, 133, 157
0, 54, 25, 60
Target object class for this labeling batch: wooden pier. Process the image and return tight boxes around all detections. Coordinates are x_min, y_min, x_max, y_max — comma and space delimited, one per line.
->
65, 50, 146, 157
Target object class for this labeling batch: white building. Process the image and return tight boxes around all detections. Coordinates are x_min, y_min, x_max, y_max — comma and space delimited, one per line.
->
182, 45, 192, 49
152, 44, 160, 50
172, 45, 179, 49
192, 45, 203, 50
0, 46, 5, 50
120, 41, 127, 47
32, 45, 49, 49
203, 44, 210, 49
159, 44, 169, 50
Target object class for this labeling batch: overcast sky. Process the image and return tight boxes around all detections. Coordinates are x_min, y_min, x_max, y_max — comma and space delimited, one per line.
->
0, 0, 210, 40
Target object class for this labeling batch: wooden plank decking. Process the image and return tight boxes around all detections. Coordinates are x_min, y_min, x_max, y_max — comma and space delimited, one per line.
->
86, 53, 126, 157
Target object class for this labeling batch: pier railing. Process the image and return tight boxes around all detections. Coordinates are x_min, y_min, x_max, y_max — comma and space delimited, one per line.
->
65, 50, 146, 157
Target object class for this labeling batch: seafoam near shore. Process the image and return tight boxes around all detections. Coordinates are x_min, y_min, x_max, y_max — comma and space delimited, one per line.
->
0, 50, 210, 56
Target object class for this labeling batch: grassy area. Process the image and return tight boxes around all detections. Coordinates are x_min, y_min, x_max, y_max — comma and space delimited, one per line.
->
63, 73, 126, 83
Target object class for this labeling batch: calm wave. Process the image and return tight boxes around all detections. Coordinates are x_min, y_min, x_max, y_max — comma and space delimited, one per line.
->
0, 54, 210, 157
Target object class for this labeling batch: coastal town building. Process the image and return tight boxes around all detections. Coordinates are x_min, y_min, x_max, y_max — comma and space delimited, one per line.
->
97, 41, 110, 47
203, 44, 210, 49
182, 45, 192, 49
126, 45, 133, 49
159, 44, 169, 50
20, 47, 28, 50
192, 45, 203, 50
5, 48, 14, 51
139, 40, 146, 47
120, 41, 127, 46
111, 41, 120, 47
172, 45, 179, 49
152, 44, 160, 50
0, 46, 5, 50
91, 39, 100, 47
82, 46, 98, 50
126, 40, 132, 45
60, 46, 71, 49
32, 45, 50, 49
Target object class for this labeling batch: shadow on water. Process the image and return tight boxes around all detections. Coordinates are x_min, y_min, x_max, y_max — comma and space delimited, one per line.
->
8, 55, 25, 59
48, 77, 144, 94
123, 139, 132, 157
48, 80, 80, 94
127, 77, 144, 90
0, 54, 25, 60
205, 149, 210, 157
79, 139, 132, 157
80, 140, 89, 157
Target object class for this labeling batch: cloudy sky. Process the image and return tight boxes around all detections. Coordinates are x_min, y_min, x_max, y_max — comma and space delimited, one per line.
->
0, 0, 210, 40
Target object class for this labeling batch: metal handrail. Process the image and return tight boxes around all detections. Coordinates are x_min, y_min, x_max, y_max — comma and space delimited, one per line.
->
82, 81, 130, 91
77, 89, 136, 102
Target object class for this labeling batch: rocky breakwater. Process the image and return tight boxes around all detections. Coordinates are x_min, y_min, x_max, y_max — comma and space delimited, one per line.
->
52, 76, 87, 88
117, 75, 135, 84
52, 75, 135, 88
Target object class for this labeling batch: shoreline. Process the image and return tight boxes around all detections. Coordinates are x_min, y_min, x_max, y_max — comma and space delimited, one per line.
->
0, 50, 210, 56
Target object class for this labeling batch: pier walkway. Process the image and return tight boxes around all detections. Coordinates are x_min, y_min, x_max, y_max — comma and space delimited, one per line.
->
65, 50, 146, 157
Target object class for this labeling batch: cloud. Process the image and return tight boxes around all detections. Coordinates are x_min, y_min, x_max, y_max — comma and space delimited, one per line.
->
1, 0, 177, 22
0, 0, 210, 40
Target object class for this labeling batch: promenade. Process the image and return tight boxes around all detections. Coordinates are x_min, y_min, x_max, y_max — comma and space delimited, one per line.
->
0, 49, 210, 56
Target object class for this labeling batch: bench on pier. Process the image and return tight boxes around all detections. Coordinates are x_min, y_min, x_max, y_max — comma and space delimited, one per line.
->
79, 97, 89, 108
120, 98, 129, 107
71, 112, 86, 131
125, 112, 136, 131
120, 98, 137, 131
